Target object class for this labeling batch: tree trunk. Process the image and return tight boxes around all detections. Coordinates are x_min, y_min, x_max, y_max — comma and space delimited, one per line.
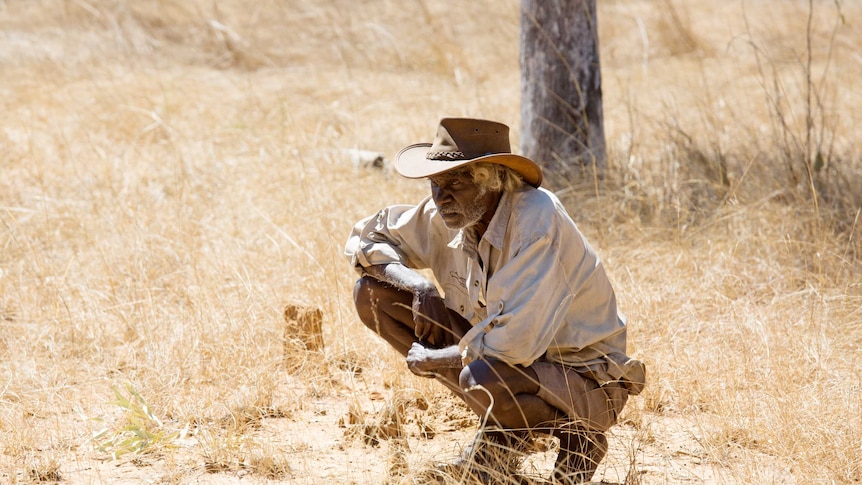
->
520, 0, 606, 188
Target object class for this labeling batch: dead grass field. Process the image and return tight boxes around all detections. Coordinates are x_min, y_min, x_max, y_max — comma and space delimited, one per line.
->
1, 0, 860, 483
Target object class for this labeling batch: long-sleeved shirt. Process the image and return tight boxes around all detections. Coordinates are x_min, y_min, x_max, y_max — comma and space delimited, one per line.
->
345, 185, 644, 391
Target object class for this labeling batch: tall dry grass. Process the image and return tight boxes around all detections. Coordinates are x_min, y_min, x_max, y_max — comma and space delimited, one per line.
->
0, 0, 860, 483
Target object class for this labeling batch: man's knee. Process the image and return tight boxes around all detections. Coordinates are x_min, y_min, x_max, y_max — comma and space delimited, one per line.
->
352, 276, 413, 334
459, 360, 512, 402
459, 359, 489, 391
460, 360, 531, 425
353, 276, 373, 305
352, 276, 380, 329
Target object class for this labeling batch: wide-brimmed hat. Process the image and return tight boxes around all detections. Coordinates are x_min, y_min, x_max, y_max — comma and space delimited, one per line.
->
394, 118, 543, 187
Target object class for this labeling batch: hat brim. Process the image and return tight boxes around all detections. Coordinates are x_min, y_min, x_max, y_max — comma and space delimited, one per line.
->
394, 143, 543, 188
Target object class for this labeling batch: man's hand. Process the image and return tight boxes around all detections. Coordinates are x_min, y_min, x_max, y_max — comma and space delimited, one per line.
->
412, 287, 449, 347
406, 342, 437, 377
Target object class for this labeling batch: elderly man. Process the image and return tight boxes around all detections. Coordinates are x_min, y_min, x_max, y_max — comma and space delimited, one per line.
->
345, 118, 645, 483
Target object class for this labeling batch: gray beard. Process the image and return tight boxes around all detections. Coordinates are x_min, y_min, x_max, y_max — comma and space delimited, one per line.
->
444, 187, 490, 230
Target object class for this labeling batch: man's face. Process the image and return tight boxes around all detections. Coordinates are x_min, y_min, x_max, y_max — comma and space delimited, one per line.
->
428, 167, 499, 230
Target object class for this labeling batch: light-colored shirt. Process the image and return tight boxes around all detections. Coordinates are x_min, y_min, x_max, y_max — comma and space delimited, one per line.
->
345, 185, 643, 389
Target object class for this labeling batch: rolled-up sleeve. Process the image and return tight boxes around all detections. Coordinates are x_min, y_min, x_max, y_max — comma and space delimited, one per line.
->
344, 197, 440, 272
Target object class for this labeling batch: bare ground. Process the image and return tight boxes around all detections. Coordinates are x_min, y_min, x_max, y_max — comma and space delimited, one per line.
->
4, 360, 795, 485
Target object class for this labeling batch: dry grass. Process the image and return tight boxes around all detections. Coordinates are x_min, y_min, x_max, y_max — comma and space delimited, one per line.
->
1, 0, 860, 483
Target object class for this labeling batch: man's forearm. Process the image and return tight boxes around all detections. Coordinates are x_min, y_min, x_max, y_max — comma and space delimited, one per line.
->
364, 263, 438, 296
430, 345, 464, 368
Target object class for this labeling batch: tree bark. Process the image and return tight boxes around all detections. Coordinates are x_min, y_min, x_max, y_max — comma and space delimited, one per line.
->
520, 0, 606, 188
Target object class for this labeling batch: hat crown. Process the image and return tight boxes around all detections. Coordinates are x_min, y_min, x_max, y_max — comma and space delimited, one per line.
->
426, 118, 512, 161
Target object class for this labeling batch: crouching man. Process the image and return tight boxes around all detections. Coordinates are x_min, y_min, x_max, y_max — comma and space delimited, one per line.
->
344, 118, 645, 483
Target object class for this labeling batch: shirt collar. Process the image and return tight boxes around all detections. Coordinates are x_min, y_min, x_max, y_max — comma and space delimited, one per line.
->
482, 189, 513, 250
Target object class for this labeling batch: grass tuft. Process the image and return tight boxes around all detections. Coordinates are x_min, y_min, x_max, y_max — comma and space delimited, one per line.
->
93, 383, 182, 460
